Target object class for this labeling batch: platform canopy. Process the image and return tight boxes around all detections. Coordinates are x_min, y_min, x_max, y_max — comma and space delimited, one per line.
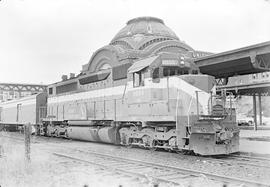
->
195, 41, 270, 79
217, 81, 270, 96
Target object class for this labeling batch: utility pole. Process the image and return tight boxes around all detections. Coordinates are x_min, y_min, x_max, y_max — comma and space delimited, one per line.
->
24, 123, 31, 162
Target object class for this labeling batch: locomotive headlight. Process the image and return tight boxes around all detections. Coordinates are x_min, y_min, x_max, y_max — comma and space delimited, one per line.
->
180, 57, 185, 65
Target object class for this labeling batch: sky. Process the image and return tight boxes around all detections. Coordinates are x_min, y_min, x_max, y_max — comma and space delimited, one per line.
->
0, 0, 269, 85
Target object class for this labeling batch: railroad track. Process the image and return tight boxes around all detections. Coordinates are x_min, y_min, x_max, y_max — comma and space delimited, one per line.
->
53, 152, 180, 186
229, 154, 270, 168
207, 154, 270, 170
1, 132, 270, 186
52, 149, 270, 187
230, 153, 270, 162
4, 133, 270, 169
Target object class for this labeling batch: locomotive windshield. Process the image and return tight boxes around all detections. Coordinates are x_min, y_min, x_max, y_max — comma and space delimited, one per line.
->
152, 57, 199, 79
152, 65, 198, 79
163, 66, 190, 77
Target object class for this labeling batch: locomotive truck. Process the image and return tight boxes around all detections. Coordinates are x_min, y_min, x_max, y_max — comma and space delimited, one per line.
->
0, 53, 239, 155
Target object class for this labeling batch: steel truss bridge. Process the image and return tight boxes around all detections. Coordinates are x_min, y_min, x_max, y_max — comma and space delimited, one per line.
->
0, 83, 47, 94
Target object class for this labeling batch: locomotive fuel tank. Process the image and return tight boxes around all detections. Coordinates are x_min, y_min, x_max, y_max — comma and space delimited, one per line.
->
67, 126, 100, 142
67, 121, 120, 144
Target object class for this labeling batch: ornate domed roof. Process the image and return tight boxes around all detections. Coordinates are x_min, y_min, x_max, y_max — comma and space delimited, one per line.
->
85, 17, 195, 73
111, 17, 179, 43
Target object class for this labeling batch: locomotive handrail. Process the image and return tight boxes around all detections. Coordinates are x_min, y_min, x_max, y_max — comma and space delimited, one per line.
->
195, 90, 210, 117
175, 89, 180, 123
187, 96, 194, 127
122, 83, 127, 102
195, 91, 199, 116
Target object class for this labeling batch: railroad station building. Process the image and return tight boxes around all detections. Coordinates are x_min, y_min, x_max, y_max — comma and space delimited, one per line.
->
47, 16, 269, 129
81, 17, 211, 76
48, 16, 212, 96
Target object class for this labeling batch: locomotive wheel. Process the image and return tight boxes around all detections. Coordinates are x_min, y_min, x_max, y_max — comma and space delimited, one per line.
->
149, 146, 157, 151
183, 150, 189, 155
46, 128, 51, 136
125, 141, 133, 148
182, 150, 193, 155
147, 138, 157, 151
167, 149, 173, 153
142, 135, 154, 148
125, 138, 133, 148
175, 149, 190, 155
64, 129, 68, 139
149, 140, 157, 151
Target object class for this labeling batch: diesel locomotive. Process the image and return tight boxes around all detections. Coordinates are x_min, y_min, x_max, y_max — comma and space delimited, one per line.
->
0, 17, 239, 155
0, 53, 239, 155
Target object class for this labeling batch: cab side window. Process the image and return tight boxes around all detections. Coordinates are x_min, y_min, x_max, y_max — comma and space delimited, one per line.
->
152, 68, 159, 79
133, 71, 144, 87
49, 87, 53, 95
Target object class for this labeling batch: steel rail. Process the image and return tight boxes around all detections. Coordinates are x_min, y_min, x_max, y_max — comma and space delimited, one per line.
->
54, 149, 270, 187
230, 154, 270, 162
207, 154, 270, 169
53, 152, 180, 186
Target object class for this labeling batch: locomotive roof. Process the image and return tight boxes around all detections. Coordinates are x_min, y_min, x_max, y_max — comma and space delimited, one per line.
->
0, 93, 43, 106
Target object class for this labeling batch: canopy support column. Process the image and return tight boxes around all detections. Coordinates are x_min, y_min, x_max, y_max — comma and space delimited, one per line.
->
253, 94, 257, 131
259, 93, 262, 126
